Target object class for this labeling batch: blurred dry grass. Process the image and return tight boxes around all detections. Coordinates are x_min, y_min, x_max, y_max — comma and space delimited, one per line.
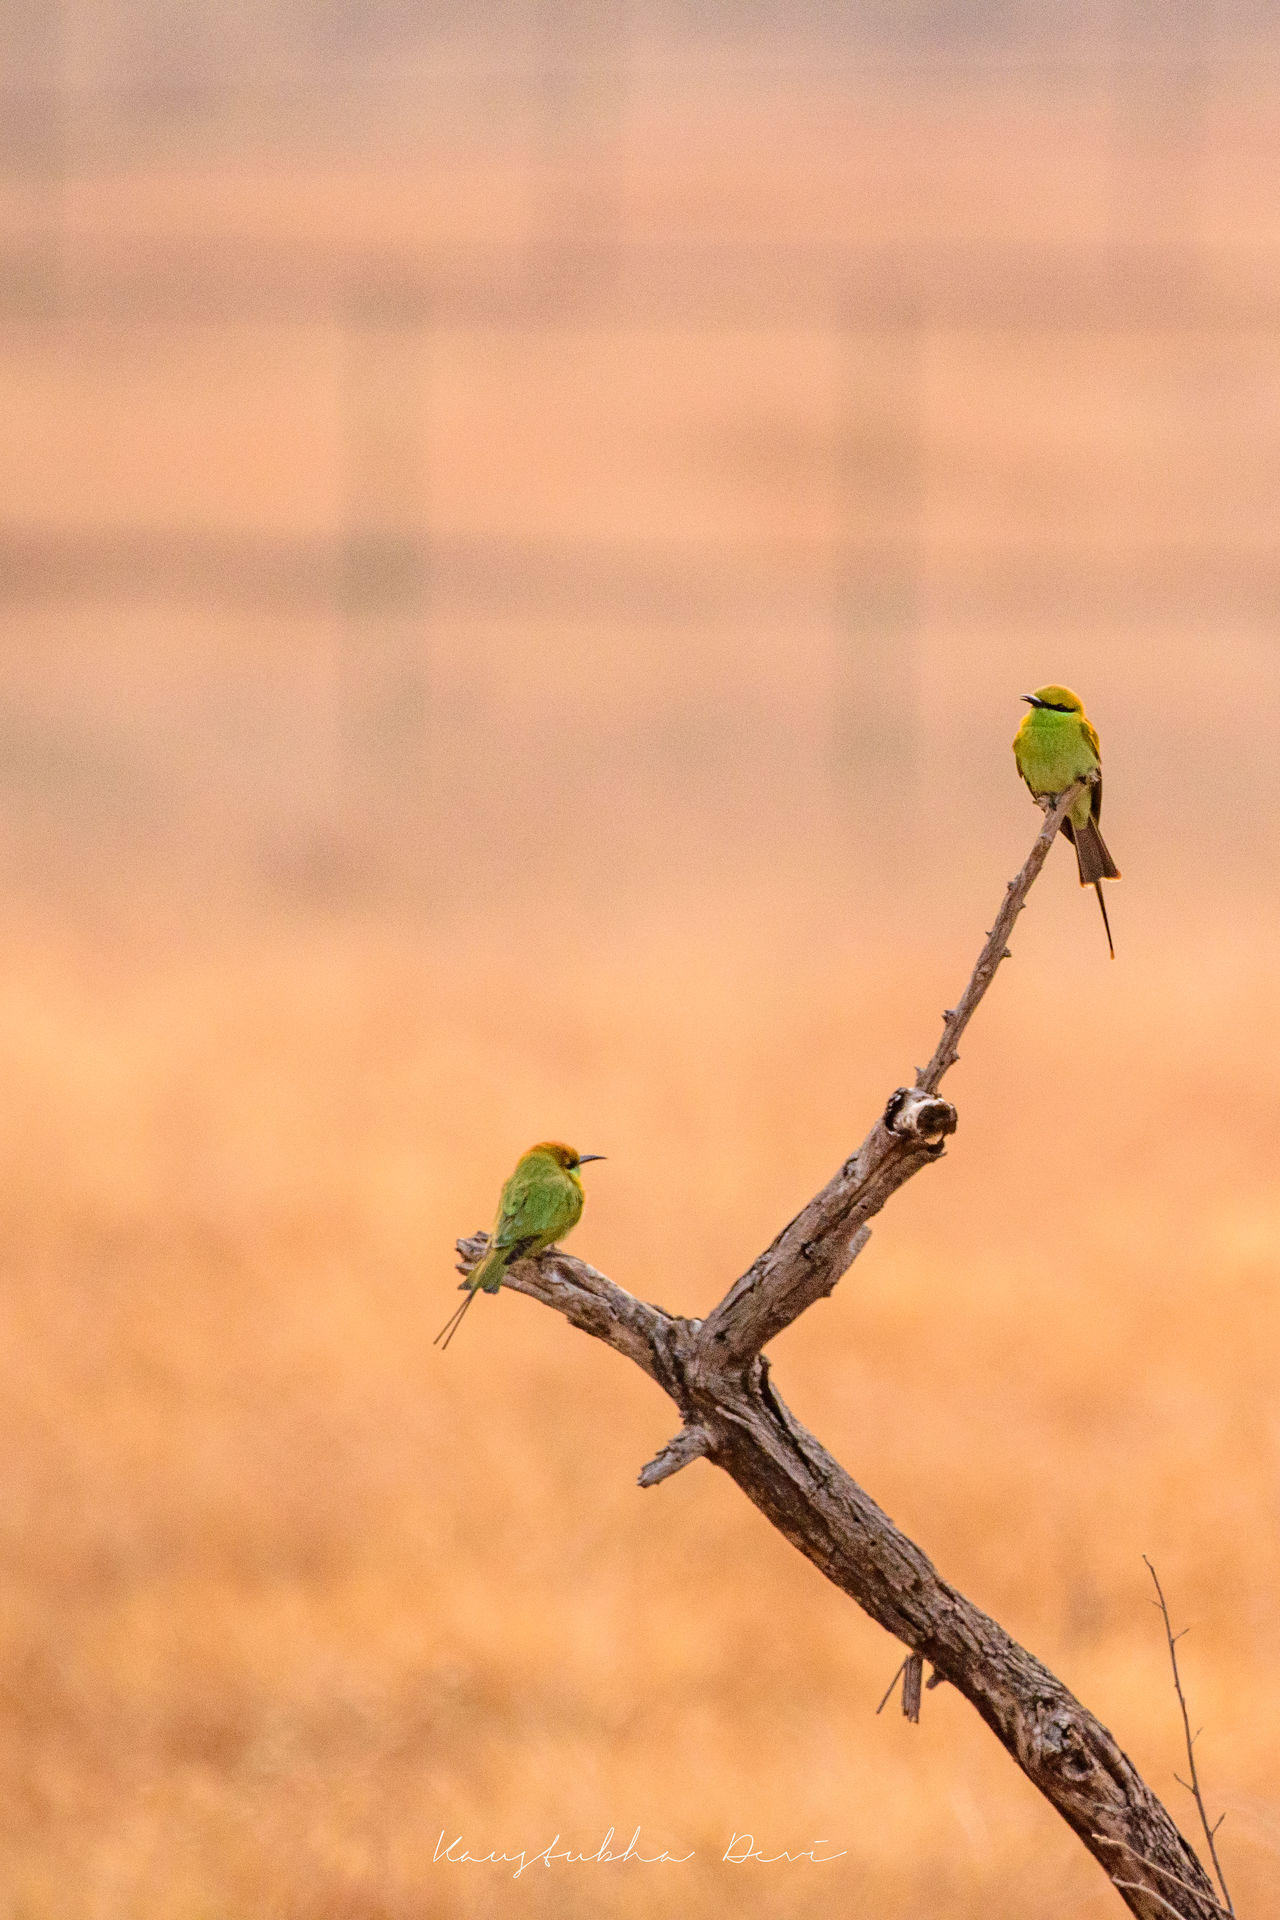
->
1, 10, 1279, 1917
0, 884, 1275, 1918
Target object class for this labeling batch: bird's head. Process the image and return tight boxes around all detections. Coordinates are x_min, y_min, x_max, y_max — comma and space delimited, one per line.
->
1021, 683, 1084, 714
527, 1141, 606, 1174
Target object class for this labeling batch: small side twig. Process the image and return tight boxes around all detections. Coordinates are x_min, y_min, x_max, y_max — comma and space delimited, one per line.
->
1144, 1557, 1237, 1918
875, 1658, 905, 1720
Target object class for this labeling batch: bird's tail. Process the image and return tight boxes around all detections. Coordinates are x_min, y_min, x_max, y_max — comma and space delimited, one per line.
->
433, 1242, 507, 1352
1090, 882, 1115, 961
1066, 817, 1120, 887
464, 1242, 509, 1295
433, 1286, 479, 1351
1063, 818, 1119, 960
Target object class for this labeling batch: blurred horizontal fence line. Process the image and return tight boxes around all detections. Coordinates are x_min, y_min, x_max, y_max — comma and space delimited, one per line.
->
6, 0, 1280, 97
3, 532, 1280, 624
9, 240, 1280, 327
4, 12, 1280, 890
7, 235, 1280, 610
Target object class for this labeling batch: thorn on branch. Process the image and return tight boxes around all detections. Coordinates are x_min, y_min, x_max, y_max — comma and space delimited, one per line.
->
638, 1423, 711, 1488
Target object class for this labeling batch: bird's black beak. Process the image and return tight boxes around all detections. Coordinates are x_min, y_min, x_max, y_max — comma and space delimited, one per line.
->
577, 1153, 606, 1165
1021, 693, 1044, 707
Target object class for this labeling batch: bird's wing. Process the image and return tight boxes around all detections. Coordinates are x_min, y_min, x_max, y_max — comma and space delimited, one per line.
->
517, 1170, 581, 1243
1012, 729, 1033, 789
1073, 717, 1104, 821
491, 1165, 538, 1252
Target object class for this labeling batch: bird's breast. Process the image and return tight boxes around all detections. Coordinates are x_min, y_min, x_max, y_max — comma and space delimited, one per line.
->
1016, 713, 1093, 795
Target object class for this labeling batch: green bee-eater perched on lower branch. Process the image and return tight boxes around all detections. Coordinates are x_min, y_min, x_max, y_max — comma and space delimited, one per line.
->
435, 1141, 605, 1351
1013, 683, 1121, 958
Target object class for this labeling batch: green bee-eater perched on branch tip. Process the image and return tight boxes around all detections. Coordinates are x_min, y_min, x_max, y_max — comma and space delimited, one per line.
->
435, 1141, 605, 1352
1013, 683, 1121, 958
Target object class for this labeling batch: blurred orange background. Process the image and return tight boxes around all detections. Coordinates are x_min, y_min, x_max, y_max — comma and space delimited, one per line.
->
1, 6, 1278, 1915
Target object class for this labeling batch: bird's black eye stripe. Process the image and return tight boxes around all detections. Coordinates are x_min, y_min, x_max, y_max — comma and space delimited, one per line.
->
1043, 702, 1074, 713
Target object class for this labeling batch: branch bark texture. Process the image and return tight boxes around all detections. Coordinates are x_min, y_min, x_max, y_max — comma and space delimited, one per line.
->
457, 782, 1222, 1920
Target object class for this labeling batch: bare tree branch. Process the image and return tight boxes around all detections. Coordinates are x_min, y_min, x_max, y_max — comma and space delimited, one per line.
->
455, 785, 1226, 1920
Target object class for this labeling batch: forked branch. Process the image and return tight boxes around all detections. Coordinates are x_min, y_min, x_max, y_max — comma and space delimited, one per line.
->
457, 781, 1225, 1920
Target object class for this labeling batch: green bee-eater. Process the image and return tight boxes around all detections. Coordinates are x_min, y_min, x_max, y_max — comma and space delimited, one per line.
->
435, 1141, 605, 1351
1013, 683, 1120, 957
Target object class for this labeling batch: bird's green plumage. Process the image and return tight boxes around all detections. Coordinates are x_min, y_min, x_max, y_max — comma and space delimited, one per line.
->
1013, 682, 1120, 956
468, 1145, 586, 1293
1012, 684, 1100, 835
436, 1141, 599, 1350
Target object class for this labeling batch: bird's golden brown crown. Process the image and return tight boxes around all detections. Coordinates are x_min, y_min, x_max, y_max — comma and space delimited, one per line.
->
524, 1141, 604, 1171
1025, 684, 1084, 713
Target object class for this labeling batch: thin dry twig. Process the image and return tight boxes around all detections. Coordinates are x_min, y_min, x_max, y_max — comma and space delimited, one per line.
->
1113, 1879, 1207, 1920
1094, 1834, 1232, 1917
916, 777, 1088, 1092
1144, 1557, 1237, 1917
875, 1658, 908, 1715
